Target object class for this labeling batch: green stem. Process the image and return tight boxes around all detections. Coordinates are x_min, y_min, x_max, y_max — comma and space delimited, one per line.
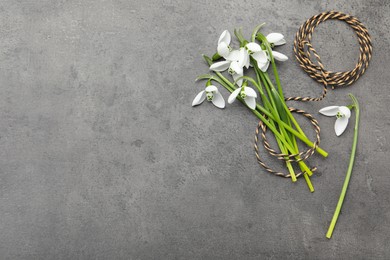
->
197, 77, 328, 157
199, 56, 323, 191
326, 94, 360, 239
262, 73, 307, 138
198, 73, 296, 155
200, 56, 328, 157
303, 172, 315, 192
269, 116, 298, 182
256, 33, 283, 96
255, 69, 297, 182
254, 60, 315, 181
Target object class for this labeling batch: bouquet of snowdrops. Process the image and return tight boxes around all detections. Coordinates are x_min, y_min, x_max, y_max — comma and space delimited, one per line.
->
192, 24, 328, 192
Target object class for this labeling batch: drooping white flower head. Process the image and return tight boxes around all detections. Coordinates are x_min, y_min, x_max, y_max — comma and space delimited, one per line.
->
228, 86, 257, 110
209, 48, 246, 87
251, 49, 270, 72
217, 30, 231, 59
266, 33, 286, 46
319, 106, 351, 136
192, 85, 225, 109
244, 33, 288, 72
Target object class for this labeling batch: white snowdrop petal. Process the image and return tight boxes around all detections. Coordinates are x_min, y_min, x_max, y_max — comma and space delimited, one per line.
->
205, 85, 218, 92
335, 117, 349, 136
218, 30, 231, 45
217, 42, 230, 58
245, 96, 257, 110
192, 91, 206, 106
272, 51, 288, 61
244, 53, 250, 69
230, 61, 243, 75
228, 88, 241, 104
232, 72, 243, 87
209, 61, 231, 72
266, 33, 284, 44
211, 92, 225, 109
226, 50, 240, 61
252, 51, 268, 64
259, 60, 270, 72
238, 48, 249, 68
244, 87, 257, 98
339, 106, 351, 119
246, 42, 262, 53
319, 106, 340, 116
274, 38, 286, 46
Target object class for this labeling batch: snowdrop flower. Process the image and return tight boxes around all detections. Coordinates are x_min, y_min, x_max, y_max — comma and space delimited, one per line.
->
319, 106, 351, 136
266, 33, 287, 46
266, 32, 288, 62
243, 42, 270, 72
251, 33, 288, 72
242, 42, 261, 68
217, 30, 232, 59
251, 50, 270, 72
209, 48, 246, 86
192, 85, 225, 109
228, 85, 257, 110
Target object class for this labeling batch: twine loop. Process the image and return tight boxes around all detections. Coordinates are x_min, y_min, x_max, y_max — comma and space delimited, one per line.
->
288, 10, 372, 102
254, 108, 320, 178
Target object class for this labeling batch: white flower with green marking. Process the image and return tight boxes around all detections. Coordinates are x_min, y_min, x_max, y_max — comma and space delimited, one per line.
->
250, 33, 288, 72
217, 30, 232, 59
266, 33, 286, 46
319, 106, 351, 136
209, 48, 246, 86
192, 85, 225, 109
228, 86, 257, 110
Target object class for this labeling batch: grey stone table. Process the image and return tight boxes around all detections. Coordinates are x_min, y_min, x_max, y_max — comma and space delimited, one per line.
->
0, 0, 389, 259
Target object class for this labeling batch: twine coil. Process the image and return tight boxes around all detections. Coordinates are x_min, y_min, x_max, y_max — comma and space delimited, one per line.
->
255, 11, 372, 178
254, 108, 320, 178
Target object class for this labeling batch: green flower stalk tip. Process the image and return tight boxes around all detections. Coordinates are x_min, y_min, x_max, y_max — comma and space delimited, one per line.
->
325, 94, 360, 239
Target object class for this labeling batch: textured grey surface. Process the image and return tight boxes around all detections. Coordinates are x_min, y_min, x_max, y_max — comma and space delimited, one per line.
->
0, 0, 389, 259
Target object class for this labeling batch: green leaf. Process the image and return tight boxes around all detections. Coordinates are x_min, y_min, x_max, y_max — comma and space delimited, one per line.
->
270, 87, 288, 123
195, 74, 213, 82
251, 23, 265, 42
202, 55, 213, 65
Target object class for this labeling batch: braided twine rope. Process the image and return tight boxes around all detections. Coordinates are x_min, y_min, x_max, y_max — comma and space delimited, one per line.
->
255, 11, 372, 178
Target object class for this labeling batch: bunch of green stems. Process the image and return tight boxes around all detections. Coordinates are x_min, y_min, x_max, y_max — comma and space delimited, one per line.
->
197, 26, 328, 192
